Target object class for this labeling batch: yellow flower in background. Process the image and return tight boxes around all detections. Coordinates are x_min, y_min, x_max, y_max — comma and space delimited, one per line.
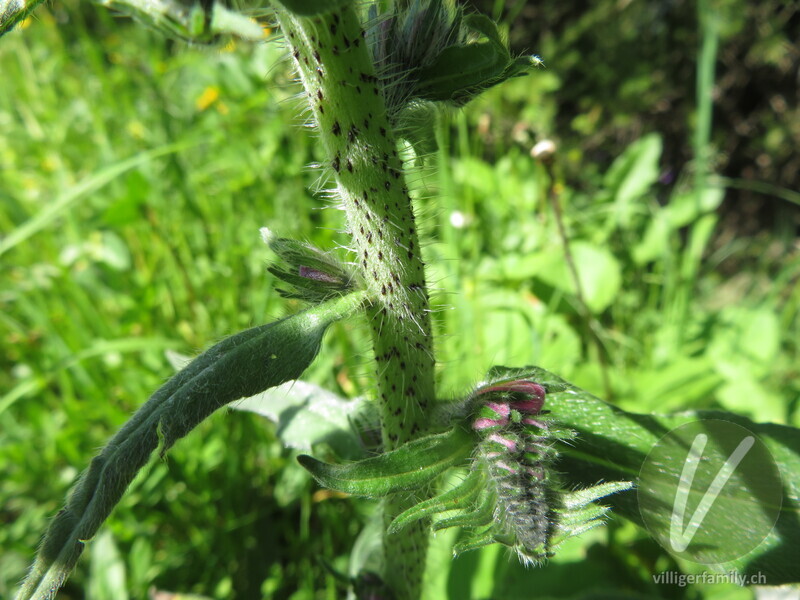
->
196, 86, 220, 112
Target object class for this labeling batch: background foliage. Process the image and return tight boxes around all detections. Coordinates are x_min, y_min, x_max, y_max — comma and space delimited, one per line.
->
1, 0, 798, 598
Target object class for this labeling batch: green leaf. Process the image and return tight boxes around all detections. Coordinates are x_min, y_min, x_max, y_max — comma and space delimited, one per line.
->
15, 292, 366, 600
488, 365, 800, 585
527, 242, 622, 313
414, 12, 531, 106
230, 380, 370, 460
603, 133, 662, 228
298, 427, 474, 497
87, 531, 128, 600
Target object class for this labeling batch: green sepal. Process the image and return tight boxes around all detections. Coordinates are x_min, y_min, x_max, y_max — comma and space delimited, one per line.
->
560, 480, 633, 510
298, 426, 474, 498
432, 489, 496, 531
388, 468, 486, 534
15, 292, 366, 600
414, 13, 531, 105
275, 0, 352, 16
555, 504, 609, 530
452, 526, 498, 556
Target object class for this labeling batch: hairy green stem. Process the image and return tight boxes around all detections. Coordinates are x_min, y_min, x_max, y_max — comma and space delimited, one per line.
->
273, 4, 436, 597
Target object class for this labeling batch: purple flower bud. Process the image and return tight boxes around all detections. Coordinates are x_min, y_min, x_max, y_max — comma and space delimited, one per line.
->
488, 432, 518, 452
299, 265, 342, 283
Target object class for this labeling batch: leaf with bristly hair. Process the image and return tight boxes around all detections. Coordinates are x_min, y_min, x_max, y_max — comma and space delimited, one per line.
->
298, 427, 474, 497
15, 292, 366, 600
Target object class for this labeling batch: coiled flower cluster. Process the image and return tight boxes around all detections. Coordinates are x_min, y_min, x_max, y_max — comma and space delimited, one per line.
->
389, 375, 631, 565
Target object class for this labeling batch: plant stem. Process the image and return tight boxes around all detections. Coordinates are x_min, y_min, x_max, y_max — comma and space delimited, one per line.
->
273, 4, 436, 597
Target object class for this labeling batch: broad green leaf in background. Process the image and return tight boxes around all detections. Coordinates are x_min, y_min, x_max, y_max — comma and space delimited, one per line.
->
527, 242, 622, 314
231, 380, 370, 460
633, 186, 725, 265
87, 531, 128, 600
475, 244, 622, 314
603, 133, 662, 230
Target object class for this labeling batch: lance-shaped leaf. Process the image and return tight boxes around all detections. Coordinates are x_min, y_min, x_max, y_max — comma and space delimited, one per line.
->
298, 426, 474, 497
15, 291, 366, 600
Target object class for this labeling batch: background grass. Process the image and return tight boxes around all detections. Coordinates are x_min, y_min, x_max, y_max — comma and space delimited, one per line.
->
1, 1, 798, 599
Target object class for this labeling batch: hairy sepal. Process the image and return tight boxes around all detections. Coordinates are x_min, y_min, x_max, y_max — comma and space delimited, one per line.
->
387, 467, 485, 534
15, 292, 366, 600
298, 426, 474, 497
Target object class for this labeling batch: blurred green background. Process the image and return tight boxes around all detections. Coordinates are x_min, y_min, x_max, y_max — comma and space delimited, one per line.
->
1, 0, 798, 598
